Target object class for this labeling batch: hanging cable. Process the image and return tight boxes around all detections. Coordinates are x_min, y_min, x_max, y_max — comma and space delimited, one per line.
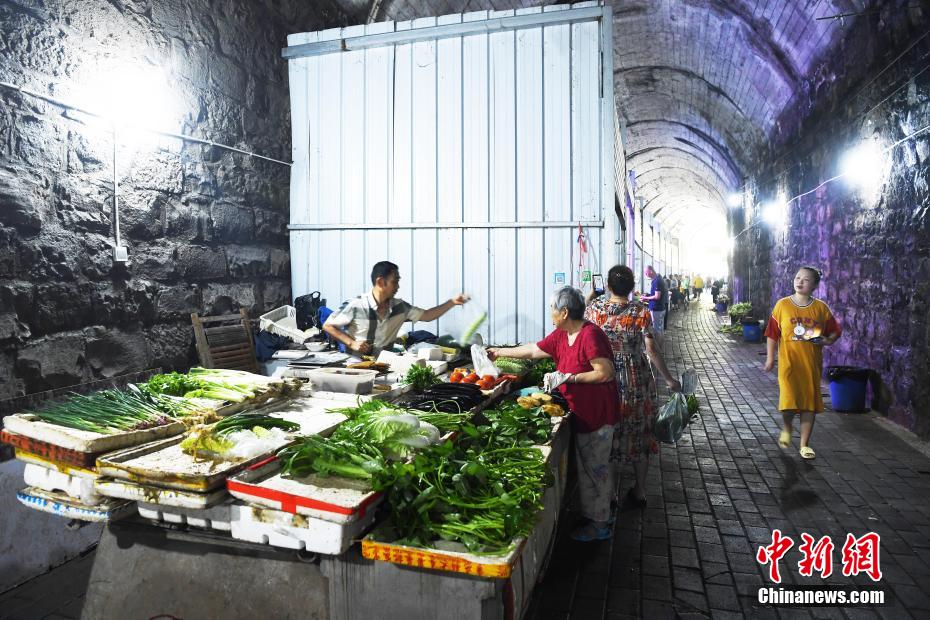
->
0, 80, 292, 167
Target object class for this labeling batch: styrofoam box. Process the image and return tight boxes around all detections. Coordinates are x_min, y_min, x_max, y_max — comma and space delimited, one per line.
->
23, 462, 101, 505
306, 368, 377, 394
137, 500, 235, 532
231, 502, 378, 555
259, 305, 309, 343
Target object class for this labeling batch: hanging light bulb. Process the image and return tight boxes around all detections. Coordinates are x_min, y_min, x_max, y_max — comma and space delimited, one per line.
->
840, 139, 886, 193
762, 194, 788, 228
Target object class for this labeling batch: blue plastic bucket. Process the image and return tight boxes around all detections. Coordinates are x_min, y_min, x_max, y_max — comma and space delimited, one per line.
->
827, 367, 870, 412
742, 322, 762, 343
715, 302, 727, 313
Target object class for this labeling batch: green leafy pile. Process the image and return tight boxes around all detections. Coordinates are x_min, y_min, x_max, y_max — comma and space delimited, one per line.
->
374, 432, 551, 554
401, 365, 441, 392
525, 358, 556, 386
329, 399, 469, 433
476, 401, 553, 447
180, 413, 301, 458
143, 368, 273, 403
278, 403, 442, 480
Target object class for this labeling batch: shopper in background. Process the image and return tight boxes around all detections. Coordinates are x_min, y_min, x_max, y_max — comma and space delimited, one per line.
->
324, 261, 468, 356
711, 278, 721, 304
763, 266, 842, 460
639, 265, 667, 336
585, 265, 681, 511
488, 287, 619, 541
682, 274, 691, 301
692, 274, 704, 299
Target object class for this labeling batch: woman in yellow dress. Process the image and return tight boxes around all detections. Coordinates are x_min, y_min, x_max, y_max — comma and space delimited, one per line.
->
763, 267, 842, 459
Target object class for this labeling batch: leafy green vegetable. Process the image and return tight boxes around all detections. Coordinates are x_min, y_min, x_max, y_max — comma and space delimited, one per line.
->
525, 358, 556, 386
493, 358, 530, 374
279, 435, 385, 480
374, 436, 551, 553
686, 394, 700, 415
401, 365, 440, 392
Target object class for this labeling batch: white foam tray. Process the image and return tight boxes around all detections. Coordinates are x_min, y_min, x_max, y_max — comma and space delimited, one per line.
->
23, 463, 101, 505
227, 457, 383, 524
230, 501, 378, 555
95, 477, 229, 509
16, 486, 135, 522
137, 499, 235, 531
1, 413, 185, 453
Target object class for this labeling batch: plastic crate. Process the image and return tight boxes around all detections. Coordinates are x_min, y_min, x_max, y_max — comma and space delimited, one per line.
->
259, 305, 308, 343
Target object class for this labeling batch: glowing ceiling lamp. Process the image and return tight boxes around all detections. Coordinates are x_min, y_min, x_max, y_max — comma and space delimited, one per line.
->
762, 194, 788, 228
840, 139, 886, 194
727, 192, 743, 208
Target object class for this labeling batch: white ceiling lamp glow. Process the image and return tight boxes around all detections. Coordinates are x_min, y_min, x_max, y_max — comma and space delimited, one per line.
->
762, 193, 788, 228
726, 192, 743, 208
840, 139, 887, 195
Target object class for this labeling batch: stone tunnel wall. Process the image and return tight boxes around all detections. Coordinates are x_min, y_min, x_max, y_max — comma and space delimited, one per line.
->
0, 0, 350, 403
732, 2, 930, 438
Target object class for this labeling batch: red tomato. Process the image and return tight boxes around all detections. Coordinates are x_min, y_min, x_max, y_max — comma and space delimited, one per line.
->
463, 373, 480, 384
449, 371, 464, 383
477, 379, 494, 390
481, 375, 495, 383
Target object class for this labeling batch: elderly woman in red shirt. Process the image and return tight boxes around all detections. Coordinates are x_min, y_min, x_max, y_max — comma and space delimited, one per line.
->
489, 286, 619, 541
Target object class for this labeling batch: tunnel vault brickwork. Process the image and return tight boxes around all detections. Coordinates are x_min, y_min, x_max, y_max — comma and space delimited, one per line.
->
732, 2, 930, 439
0, 1, 349, 400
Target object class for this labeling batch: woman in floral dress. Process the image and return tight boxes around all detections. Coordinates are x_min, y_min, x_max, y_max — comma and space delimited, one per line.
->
585, 265, 680, 509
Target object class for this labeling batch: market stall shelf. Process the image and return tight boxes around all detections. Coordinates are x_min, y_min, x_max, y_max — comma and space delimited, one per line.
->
16, 486, 135, 522
0, 431, 99, 468
95, 477, 229, 509
23, 462, 100, 505
230, 502, 378, 555
227, 457, 383, 524
136, 499, 235, 531
1, 414, 186, 453
95, 435, 290, 493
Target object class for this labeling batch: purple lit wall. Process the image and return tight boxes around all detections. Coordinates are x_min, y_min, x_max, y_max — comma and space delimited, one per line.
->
733, 6, 930, 438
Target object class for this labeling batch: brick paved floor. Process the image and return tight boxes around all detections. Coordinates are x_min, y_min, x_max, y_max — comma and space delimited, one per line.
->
3, 297, 930, 619
529, 296, 930, 620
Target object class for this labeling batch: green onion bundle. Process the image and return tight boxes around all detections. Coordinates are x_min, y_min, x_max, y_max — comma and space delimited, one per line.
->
31, 389, 174, 435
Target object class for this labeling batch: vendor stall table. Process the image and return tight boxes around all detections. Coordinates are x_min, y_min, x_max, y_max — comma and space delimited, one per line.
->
80, 418, 569, 620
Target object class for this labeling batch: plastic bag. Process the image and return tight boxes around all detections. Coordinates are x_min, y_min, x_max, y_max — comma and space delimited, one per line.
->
470, 344, 499, 378
457, 301, 488, 346
680, 367, 698, 395
654, 392, 689, 444
225, 427, 291, 460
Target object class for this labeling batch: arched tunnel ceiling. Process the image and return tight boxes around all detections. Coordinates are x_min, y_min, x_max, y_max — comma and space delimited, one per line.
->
334, 0, 870, 235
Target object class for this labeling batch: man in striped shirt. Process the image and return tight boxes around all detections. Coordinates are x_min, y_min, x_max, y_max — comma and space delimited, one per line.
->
323, 261, 469, 356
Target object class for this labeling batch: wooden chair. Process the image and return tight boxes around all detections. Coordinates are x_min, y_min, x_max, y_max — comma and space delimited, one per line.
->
190, 308, 261, 374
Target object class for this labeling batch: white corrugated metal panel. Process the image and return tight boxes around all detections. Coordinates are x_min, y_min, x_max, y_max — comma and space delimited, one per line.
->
287, 2, 616, 344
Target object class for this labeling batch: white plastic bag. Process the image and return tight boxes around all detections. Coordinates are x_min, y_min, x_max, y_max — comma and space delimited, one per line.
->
470, 344, 499, 378
457, 302, 488, 346
680, 367, 698, 394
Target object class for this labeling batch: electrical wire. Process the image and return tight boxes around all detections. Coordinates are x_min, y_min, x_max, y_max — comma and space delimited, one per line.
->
0, 80, 292, 167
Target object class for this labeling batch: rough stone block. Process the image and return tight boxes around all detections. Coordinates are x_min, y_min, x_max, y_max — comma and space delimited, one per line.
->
175, 245, 227, 280
227, 244, 270, 277
145, 321, 196, 372
0, 169, 47, 232
84, 326, 154, 378
156, 283, 202, 320
203, 282, 256, 316
14, 333, 86, 391
209, 201, 253, 243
